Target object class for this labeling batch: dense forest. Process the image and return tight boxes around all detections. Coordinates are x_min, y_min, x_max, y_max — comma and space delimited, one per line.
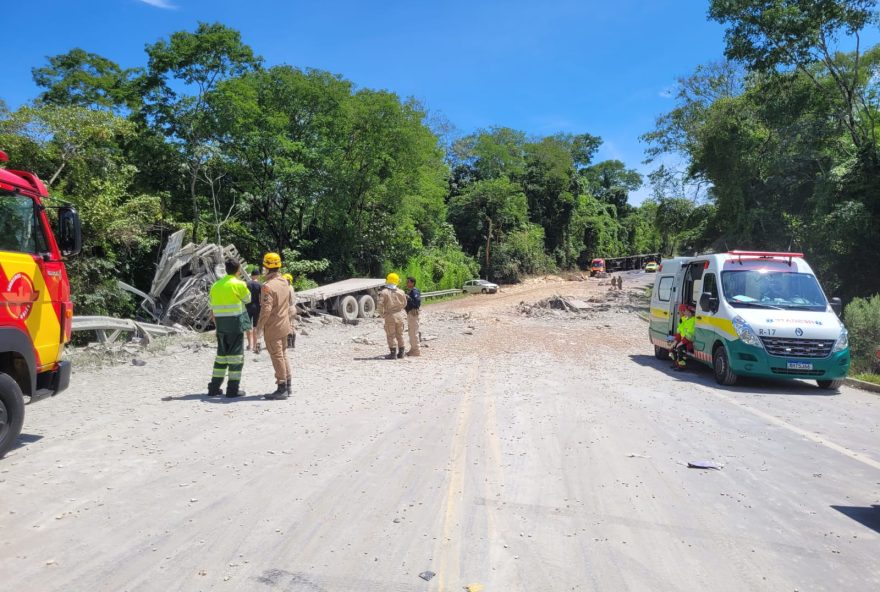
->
1, 1, 879, 321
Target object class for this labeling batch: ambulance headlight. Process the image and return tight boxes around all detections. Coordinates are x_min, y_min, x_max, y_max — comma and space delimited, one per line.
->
733, 315, 763, 348
832, 328, 849, 353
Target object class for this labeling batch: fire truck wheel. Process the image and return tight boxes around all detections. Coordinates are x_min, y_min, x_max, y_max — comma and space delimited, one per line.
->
0, 373, 25, 459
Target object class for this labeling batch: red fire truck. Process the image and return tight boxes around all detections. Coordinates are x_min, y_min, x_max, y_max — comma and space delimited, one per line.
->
0, 149, 81, 457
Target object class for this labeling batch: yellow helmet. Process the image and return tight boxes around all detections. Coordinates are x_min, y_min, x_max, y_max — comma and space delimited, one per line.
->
262, 252, 282, 269
386, 272, 400, 285
283, 273, 293, 284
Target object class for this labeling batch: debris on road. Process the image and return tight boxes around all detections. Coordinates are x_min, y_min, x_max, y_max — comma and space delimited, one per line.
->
687, 460, 723, 470
517, 295, 595, 317
131, 359, 147, 367
419, 571, 436, 581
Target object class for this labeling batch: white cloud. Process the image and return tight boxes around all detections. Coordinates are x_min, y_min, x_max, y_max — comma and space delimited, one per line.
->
138, 0, 177, 9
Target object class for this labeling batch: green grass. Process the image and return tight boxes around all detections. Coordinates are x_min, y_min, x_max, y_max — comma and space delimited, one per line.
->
853, 373, 880, 386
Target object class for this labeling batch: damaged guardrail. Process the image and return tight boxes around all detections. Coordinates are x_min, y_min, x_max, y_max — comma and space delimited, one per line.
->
71, 316, 180, 345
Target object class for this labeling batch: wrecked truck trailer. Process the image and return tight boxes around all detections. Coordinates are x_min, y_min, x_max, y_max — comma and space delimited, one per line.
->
122, 230, 386, 329
120, 229, 249, 331
295, 278, 387, 321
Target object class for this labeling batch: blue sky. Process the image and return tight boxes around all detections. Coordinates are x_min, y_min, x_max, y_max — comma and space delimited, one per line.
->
4, 1, 734, 203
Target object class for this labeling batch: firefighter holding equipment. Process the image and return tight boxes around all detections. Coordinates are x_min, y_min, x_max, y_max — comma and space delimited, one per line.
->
671, 303, 696, 370
256, 252, 294, 400
208, 259, 252, 398
405, 276, 421, 357
377, 272, 408, 359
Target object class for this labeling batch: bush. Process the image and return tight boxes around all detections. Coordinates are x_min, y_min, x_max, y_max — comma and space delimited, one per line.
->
400, 247, 479, 292
483, 224, 555, 283
844, 294, 880, 373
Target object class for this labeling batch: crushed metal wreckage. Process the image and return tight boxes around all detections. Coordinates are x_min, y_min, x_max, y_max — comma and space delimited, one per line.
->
119, 229, 249, 331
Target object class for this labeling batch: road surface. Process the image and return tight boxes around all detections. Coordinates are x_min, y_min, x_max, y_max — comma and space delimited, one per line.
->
2, 274, 878, 591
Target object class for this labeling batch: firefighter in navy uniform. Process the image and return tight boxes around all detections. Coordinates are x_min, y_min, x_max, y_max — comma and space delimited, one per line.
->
405, 276, 422, 356
207, 259, 252, 397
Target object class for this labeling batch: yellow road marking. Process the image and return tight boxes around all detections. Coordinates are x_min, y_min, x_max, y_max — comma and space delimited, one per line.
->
436, 362, 479, 591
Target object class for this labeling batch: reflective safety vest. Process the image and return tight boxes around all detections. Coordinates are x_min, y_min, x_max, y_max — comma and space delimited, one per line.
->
209, 274, 251, 317
677, 315, 696, 341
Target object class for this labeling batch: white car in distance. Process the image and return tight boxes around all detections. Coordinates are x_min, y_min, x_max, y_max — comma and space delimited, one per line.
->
463, 279, 499, 294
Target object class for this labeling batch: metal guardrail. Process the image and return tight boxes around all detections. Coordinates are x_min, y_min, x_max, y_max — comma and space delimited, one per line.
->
421, 289, 462, 298
72, 316, 179, 345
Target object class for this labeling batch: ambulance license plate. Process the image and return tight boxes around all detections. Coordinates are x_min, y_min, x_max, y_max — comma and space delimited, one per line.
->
787, 361, 813, 371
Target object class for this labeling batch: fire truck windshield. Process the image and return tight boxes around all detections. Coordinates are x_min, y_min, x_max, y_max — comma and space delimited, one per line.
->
0, 193, 49, 254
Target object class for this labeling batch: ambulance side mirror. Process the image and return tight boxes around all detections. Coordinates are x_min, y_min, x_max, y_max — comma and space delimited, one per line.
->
830, 297, 842, 316
699, 292, 719, 314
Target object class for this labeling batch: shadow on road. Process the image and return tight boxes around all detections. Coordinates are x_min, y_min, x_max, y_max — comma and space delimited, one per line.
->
353, 355, 394, 361
628, 354, 838, 396
161, 393, 273, 403
831, 505, 880, 534
12, 433, 44, 451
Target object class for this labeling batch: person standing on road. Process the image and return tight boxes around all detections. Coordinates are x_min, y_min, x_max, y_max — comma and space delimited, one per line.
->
246, 267, 262, 352
405, 276, 421, 357
207, 259, 252, 398
377, 272, 407, 359
283, 273, 298, 350
671, 303, 696, 371
257, 253, 293, 400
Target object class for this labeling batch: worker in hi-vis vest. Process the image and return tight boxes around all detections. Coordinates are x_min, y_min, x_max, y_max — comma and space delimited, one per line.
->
207, 259, 252, 397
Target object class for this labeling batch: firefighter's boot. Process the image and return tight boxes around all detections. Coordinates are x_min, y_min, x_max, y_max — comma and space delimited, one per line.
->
226, 382, 245, 398
397, 347, 405, 359
265, 382, 289, 400
207, 379, 223, 397
385, 348, 397, 360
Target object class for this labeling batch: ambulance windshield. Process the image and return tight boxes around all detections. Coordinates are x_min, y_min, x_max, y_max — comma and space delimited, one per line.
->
720, 271, 828, 311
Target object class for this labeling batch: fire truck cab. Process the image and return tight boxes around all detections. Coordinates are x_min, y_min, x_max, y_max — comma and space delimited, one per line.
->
0, 150, 81, 457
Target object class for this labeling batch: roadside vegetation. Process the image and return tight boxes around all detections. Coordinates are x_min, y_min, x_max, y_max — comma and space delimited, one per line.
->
1, 1, 878, 329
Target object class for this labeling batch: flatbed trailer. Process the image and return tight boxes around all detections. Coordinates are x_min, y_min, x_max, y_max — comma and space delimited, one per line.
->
296, 278, 386, 321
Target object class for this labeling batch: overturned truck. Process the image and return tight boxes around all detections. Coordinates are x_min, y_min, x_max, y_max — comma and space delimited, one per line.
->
119, 229, 248, 331
123, 230, 385, 330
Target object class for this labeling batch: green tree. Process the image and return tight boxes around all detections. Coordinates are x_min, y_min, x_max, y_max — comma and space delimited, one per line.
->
32, 48, 141, 112
144, 22, 262, 242
708, 0, 878, 152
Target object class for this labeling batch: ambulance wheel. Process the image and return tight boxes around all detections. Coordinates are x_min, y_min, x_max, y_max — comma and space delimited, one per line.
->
357, 294, 376, 318
654, 345, 669, 360
0, 373, 25, 459
816, 379, 844, 390
339, 295, 359, 322
713, 345, 738, 386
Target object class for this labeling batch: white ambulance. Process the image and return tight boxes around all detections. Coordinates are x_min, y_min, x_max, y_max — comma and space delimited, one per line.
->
648, 251, 850, 389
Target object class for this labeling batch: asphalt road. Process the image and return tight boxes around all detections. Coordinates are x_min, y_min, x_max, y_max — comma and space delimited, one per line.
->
2, 276, 878, 591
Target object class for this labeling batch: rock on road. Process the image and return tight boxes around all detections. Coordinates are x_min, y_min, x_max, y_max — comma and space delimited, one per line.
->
1, 275, 878, 591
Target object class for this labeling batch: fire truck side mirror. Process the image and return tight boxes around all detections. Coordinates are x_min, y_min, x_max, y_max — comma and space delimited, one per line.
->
58, 206, 82, 257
